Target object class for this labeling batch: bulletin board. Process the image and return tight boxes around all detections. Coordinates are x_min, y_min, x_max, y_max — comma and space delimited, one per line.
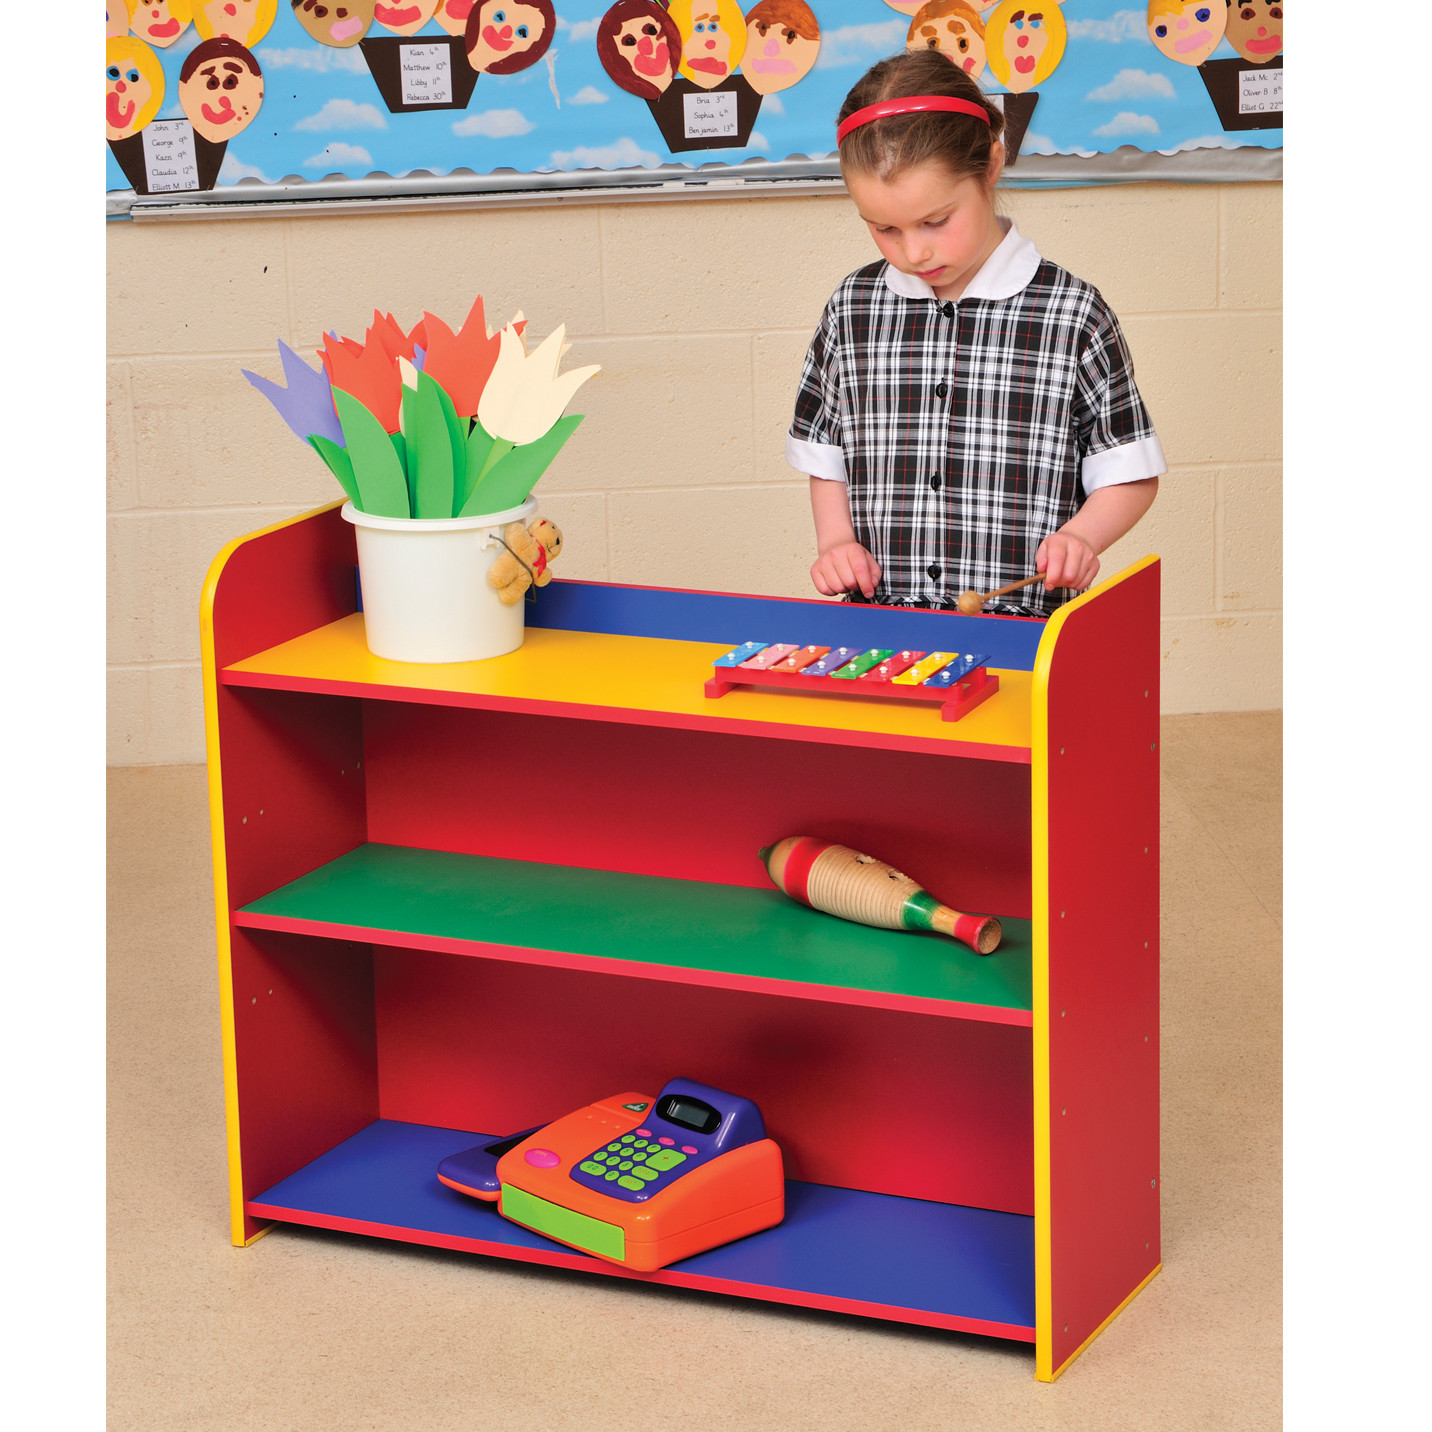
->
106, 2, 1281, 210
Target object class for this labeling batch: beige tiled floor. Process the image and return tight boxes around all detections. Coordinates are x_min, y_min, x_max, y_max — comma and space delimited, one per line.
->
107, 712, 1281, 1431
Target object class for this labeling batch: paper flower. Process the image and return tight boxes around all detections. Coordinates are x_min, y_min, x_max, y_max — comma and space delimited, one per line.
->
241, 340, 343, 447
317, 311, 427, 434
243, 295, 595, 520
477, 323, 600, 446
416, 294, 519, 420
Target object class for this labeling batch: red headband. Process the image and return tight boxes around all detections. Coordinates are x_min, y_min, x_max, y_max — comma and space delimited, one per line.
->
836, 96, 991, 146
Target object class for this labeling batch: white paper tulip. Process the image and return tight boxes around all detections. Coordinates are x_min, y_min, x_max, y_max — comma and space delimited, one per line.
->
477, 323, 600, 447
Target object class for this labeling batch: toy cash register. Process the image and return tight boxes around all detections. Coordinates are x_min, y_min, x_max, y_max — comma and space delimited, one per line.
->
437, 1078, 784, 1272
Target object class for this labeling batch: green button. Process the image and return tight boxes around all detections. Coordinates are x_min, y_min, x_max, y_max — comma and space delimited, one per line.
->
646, 1149, 687, 1172
589, 1153, 608, 1164
633, 1166, 659, 1182
607, 1143, 623, 1152
618, 1161, 633, 1171
500, 1184, 624, 1262
628, 1152, 647, 1163
604, 1169, 621, 1181
617, 1176, 644, 1191
579, 1161, 606, 1176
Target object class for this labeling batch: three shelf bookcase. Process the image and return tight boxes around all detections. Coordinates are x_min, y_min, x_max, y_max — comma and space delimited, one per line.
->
201, 500, 1161, 1381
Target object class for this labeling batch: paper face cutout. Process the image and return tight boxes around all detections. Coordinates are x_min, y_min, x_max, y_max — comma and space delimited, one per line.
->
131, 1, 192, 47
1225, 0, 1282, 62
373, 0, 438, 33
464, 1, 556, 74
193, 0, 276, 45
670, 0, 749, 91
108, 4, 136, 38
597, 0, 684, 99
292, 0, 376, 47
179, 38, 265, 143
432, 0, 476, 35
905, 0, 986, 82
1146, 0, 1226, 67
106, 37, 165, 140
985, 1, 1067, 93
740, 0, 820, 96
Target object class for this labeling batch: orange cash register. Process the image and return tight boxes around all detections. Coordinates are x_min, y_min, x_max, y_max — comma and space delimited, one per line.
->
438, 1078, 784, 1272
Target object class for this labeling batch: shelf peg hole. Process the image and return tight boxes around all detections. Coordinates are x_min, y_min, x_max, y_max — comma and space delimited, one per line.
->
1060, 1009, 1065, 1017
1060, 910, 1065, 919
1059, 746, 1064, 755
1061, 1108, 1066, 1116
241, 816, 247, 824
250, 997, 256, 1004
1151, 1178, 1157, 1188
1064, 1324, 1069, 1333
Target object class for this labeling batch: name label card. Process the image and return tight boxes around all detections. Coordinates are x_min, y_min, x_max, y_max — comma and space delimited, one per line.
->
1238, 68, 1283, 115
401, 42, 453, 106
684, 91, 739, 140
141, 119, 201, 193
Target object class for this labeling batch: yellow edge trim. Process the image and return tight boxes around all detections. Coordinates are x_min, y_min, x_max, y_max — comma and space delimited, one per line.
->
1028, 555, 1159, 1380
1040, 1264, 1162, 1383
199, 501, 346, 1247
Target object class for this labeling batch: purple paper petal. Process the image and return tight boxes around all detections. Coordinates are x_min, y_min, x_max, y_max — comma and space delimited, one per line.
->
413, 345, 426, 371
242, 340, 344, 448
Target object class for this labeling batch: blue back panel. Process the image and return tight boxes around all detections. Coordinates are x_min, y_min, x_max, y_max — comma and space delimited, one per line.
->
528, 582, 1047, 673
252, 1119, 1035, 1332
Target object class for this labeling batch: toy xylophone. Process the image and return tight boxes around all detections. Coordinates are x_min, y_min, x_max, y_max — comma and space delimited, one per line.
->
704, 643, 998, 722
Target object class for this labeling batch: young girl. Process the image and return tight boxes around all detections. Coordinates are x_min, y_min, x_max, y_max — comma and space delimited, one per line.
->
789, 49, 1163, 616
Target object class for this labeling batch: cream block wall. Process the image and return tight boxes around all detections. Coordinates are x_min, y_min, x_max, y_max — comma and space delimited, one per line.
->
106, 181, 1281, 765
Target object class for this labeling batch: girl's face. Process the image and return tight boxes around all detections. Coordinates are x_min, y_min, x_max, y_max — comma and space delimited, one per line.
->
616, 17, 675, 88
107, 54, 154, 139
467, 2, 547, 69
845, 157, 1004, 301
1147, 2, 1226, 67
681, 9, 733, 88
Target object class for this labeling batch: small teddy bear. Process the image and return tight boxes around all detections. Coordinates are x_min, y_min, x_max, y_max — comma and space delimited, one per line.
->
487, 516, 563, 605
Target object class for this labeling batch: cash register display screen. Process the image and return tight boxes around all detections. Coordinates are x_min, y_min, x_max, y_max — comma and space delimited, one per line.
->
659, 1096, 720, 1134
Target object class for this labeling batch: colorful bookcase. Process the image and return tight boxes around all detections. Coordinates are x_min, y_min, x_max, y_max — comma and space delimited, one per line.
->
201, 501, 1161, 1381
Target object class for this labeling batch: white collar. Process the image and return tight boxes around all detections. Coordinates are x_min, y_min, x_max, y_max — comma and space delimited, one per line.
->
881, 217, 1041, 303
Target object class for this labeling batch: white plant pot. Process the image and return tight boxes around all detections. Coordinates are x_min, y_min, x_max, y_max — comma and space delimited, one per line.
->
342, 497, 538, 664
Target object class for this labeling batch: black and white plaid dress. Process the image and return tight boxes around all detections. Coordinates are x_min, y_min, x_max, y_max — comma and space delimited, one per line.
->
786, 219, 1165, 618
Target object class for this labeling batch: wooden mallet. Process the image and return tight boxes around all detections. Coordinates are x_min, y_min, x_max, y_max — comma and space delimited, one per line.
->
956, 573, 1045, 615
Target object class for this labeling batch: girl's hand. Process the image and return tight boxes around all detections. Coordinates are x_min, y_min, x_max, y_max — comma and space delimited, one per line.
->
1036, 532, 1100, 593
812, 541, 882, 599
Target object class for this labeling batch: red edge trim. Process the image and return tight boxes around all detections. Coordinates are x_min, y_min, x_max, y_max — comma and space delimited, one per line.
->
246, 1204, 1036, 1344
232, 912, 1034, 1027
218, 671, 1032, 765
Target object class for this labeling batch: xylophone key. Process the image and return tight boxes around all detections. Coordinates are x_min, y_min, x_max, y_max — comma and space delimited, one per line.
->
801, 647, 861, 677
772, 644, 831, 673
858, 649, 925, 683
713, 642, 768, 667
830, 649, 894, 680
893, 651, 958, 685
922, 653, 989, 687
740, 643, 800, 670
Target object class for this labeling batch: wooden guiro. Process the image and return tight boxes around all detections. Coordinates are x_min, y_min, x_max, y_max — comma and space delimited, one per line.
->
956, 573, 1045, 615
759, 836, 1002, 955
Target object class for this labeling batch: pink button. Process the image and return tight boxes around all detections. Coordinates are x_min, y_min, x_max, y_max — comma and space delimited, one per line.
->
658, 1137, 675, 1146
635, 1129, 651, 1137
523, 1148, 560, 1168
682, 1146, 698, 1155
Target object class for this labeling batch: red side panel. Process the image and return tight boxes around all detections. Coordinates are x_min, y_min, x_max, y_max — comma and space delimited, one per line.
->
1043, 562, 1161, 1372
210, 507, 370, 1238
230, 928, 379, 1208
363, 702, 1033, 918
372, 947, 1035, 1215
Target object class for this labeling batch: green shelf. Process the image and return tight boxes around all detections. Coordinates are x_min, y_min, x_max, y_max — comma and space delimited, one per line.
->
236, 844, 1032, 1022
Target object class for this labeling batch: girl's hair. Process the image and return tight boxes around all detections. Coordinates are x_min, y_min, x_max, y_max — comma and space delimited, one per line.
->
837, 48, 1005, 185
596, 0, 683, 102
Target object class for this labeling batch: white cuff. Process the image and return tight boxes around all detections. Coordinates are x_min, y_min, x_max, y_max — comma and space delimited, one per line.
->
786, 433, 847, 482
1081, 435, 1167, 493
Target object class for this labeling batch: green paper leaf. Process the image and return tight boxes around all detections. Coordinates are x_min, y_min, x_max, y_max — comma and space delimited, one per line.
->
431, 378, 468, 517
459, 415, 584, 517
307, 434, 361, 508
390, 430, 414, 514
333, 387, 411, 518
408, 372, 454, 519
460, 419, 497, 511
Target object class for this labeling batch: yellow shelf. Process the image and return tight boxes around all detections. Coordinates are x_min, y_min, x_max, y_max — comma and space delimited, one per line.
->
223, 614, 1033, 759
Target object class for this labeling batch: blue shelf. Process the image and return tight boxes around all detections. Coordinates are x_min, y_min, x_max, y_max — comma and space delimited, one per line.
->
249, 1119, 1035, 1337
